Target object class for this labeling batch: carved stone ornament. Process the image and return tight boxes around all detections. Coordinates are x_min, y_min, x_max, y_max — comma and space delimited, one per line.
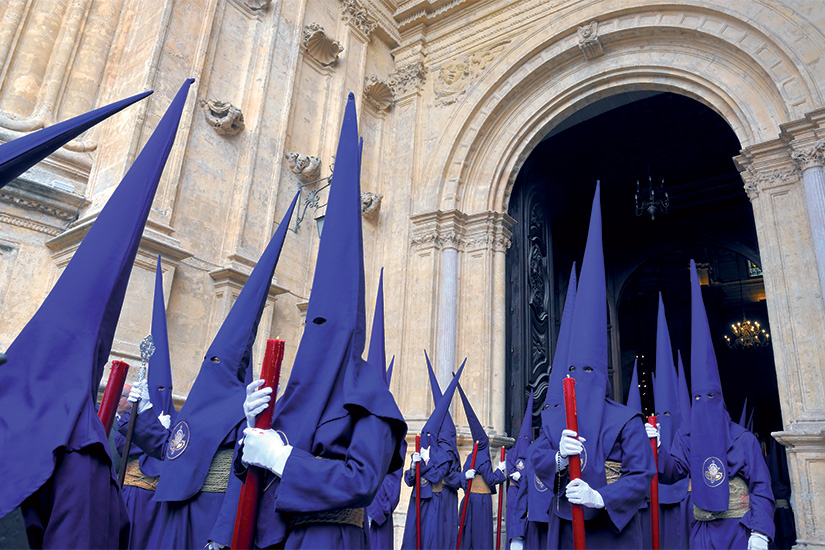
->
361, 192, 383, 220
791, 140, 825, 171
388, 61, 428, 98
363, 75, 394, 112
339, 0, 377, 38
741, 167, 798, 201
433, 41, 510, 106
200, 99, 245, 136
284, 152, 322, 183
303, 23, 344, 66
578, 21, 604, 60
244, 0, 271, 9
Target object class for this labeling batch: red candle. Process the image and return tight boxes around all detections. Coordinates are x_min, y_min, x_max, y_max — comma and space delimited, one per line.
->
97, 360, 129, 437
648, 415, 660, 550
563, 375, 586, 550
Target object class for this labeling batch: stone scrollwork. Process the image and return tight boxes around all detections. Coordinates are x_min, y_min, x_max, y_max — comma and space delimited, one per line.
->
740, 166, 798, 201
339, 0, 377, 38
389, 61, 428, 98
791, 140, 825, 171
363, 75, 394, 112
578, 20, 604, 60
433, 41, 510, 106
244, 0, 272, 9
361, 192, 383, 220
284, 152, 322, 183
303, 23, 344, 66
200, 100, 245, 136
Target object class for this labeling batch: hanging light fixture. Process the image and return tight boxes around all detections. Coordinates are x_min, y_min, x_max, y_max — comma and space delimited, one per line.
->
724, 258, 770, 350
635, 175, 669, 220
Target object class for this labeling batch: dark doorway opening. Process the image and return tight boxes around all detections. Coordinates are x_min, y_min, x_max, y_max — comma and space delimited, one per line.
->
505, 91, 781, 447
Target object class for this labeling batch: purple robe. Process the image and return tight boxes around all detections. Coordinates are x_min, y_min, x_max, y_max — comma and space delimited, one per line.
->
442, 468, 463, 549
456, 453, 506, 549
658, 425, 775, 548
367, 441, 405, 550
402, 445, 453, 549
531, 404, 655, 549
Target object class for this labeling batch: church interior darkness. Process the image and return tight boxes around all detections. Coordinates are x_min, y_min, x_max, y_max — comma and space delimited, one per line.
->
506, 91, 782, 446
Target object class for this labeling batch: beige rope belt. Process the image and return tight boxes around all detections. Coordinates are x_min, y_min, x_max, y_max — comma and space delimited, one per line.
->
605, 460, 622, 485
201, 448, 235, 493
431, 481, 443, 492
288, 507, 365, 529
694, 476, 750, 521
123, 456, 158, 491
470, 476, 491, 494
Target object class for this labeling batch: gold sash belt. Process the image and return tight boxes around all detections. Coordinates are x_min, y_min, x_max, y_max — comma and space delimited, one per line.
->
123, 456, 158, 491
605, 460, 622, 485
470, 476, 491, 494
694, 476, 750, 521
288, 508, 365, 529
201, 448, 234, 493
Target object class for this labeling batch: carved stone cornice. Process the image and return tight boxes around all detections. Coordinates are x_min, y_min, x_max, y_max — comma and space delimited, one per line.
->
389, 61, 427, 98
409, 209, 514, 253
739, 167, 798, 201
340, 0, 378, 38
577, 21, 604, 60
433, 41, 510, 106
209, 256, 289, 299
303, 23, 344, 66
363, 75, 395, 112
791, 140, 825, 171
735, 140, 801, 202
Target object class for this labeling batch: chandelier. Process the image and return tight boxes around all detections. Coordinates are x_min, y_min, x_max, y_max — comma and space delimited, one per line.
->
724, 318, 770, 349
635, 175, 669, 220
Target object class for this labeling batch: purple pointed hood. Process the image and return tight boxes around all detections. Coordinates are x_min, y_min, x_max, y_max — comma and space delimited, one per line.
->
421, 364, 466, 452
153, 191, 299, 501
689, 258, 731, 512
0, 90, 152, 188
541, 263, 577, 413
369, 269, 388, 384
653, 293, 681, 447
746, 408, 755, 434
425, 351, 459, 462
737, 397, 749, 427
0, 80, 192, 517
269, 94, 406, 510
676, 351, 691, 433
626, 359, 642, 414
457, 381, 491, 464
507, 389, 534, 474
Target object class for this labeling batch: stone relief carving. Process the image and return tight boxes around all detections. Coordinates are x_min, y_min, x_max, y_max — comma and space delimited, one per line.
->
303, 23, 344, 66
284, 152, 322, 183
741, 167, 798, 201
433, 41, 510, 106
578, 20, 604, 60
363, 75, 395, 112
389, 62, 428, 98
200, 100, 245, 136
791, 140, 825, 171
339, 0, 377, 38
244, 0, 271, 9
361, 192, 383, 220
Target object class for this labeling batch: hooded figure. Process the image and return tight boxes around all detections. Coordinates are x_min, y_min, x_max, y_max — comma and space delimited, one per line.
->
738, 397, 750, 428
114, 257, 178, 550
767, 438, 796, 549
402, 363, 466, 550
0, 79, 191, 549
237, 93, 407, 549
125, 191, 299, 549
529, 183, 655, 549
364, 270, 406, 550
652, 294, 691, 549
676, 351, 691, 434
655, 260, 775, 549
506, 390, 533, 547
455, 381, 507, 549
0, 90, 151, 189
524, 262, 576, 550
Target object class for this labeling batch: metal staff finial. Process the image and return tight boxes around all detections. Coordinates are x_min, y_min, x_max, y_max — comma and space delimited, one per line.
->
137, 334, 155, 382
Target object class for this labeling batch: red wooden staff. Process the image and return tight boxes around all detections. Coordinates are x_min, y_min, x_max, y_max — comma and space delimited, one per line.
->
231, 338, 285, 550
496, 446, 506, 550
648, 415, 660, 550
457, 440, 479, 550
97, 360, 129, 437
415, 434, 422, 550
563, 376, 586, 550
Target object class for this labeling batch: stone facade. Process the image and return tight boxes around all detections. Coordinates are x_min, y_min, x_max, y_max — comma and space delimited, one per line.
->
1, 0, 824, 546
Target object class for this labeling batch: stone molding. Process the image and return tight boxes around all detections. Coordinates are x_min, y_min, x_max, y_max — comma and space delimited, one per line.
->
200, 99, 245, 136
363, 75, 395, 112
735, 140, 802, 202
303, 23, 344, 66
433, 41, 510, 106
244, 0, 271, 9
791, 140, 825, 172
284, 152, 322, 183
410, 209, 514, 253
360, 191, 383, 221
0, 179, 87, 222
339, 0, 377, 39
389, 61, 427, 98
577, 20, 604, 60
209, 262, 289, 300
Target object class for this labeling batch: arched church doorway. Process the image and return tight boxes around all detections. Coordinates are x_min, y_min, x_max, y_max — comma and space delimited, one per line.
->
504, 92, 781, 447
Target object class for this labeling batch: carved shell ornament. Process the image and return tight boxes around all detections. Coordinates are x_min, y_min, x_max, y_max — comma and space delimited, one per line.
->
200, 99, 245, 136
303, 23, 344, 66
363, 75, 394, 112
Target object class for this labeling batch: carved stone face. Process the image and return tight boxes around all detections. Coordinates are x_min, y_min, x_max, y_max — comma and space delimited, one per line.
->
440, 63, 469, 85
295, 155, 309, 171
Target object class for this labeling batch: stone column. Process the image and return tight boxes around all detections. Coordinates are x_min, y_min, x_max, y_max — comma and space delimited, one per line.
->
436, 243, 460, 388
791, 140, 825, 306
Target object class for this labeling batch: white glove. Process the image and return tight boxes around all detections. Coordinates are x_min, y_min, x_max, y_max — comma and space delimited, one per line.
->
557, 429, 586, 469
497, 461, 506, 472
244, 379, 272, 428
241, 428, 292, 476
510, 471, 522, 482
205, 541, 226, 550
411, 452, 422, 464
565, 478, 604, 509
158, 413, 171, 429
368, 516, 373, 528
465, 469, 476, 480
748, 531, 769, 550
510, 537, 524, 550
645, 423, 661, 448
420, 446, 430, 463
128, 381, 152, 415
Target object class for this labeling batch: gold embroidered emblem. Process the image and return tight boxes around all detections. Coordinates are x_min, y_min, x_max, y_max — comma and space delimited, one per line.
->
703, 456, 725, 487
167, 420, 190, 460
